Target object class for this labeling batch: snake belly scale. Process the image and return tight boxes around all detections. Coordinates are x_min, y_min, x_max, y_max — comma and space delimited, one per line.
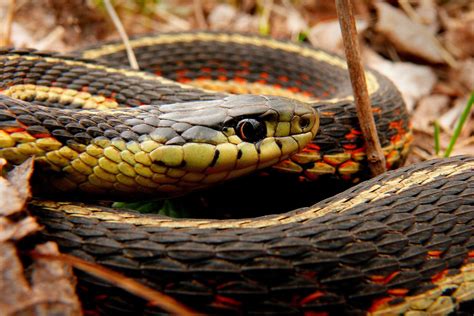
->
0, 32, 472, 314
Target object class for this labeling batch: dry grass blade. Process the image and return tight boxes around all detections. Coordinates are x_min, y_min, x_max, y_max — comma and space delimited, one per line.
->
103, 0, 139, 70
335, 0, 386, 176
30, 252, 198, 316
0, 0, 15, 46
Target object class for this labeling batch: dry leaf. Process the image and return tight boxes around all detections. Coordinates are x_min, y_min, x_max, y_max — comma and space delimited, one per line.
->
30, 242, 81, 316
208, 4, 258, 32
0, 216, 40, 242
414, 0, 439, 34
0, 177, 24, 217
364, 49, 437, 111
0, 242, 81, 316
375, 2, 444, 63
308, 18, 367, 54
412, 94, 450, 131
0, 243, 34, 314
442, 9, 474, 59
456, 58, 474, 90
439, 95, 471, 131
6, 158, 34, 202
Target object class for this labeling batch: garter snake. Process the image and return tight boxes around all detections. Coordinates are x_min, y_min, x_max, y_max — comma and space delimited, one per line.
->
0, 32, 472, 314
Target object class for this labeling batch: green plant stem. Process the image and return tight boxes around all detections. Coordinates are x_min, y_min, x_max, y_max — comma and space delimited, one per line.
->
444, 91, 474, 157
433, 120, 440, 156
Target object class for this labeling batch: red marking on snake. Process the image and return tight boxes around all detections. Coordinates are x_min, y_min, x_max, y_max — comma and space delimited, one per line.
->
32, 133, 51, 138
260, 72, 269, 79
304, 143, 321, 151
176, 69, 187, 76
368, 297, 393, 312
236, 69, 250, 75
342, 144, 357, 150
370, 271, 400, 284
300, 291, 325, 305
304, 312, 328, 316
389, 120, 403, 129
214, 295, 241, 307
345, 133, 357, 140
201, 67, 212, 73
5, 127, 25, 133
387, 288, 408, 296
428, 250, 442, 258
218, 75, 227, 82
234, 77, 247, 84
197, 76, 211, 81
431, 269, 448, 283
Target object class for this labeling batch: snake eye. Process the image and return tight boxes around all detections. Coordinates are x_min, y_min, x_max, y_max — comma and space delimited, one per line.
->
237, 118, 266, 143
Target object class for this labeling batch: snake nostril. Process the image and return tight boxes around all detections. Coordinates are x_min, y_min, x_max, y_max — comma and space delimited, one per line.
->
299, 117, 310, 130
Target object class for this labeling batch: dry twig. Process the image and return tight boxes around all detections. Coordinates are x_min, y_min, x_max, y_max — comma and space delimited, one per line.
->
335, 0, 386, 176
30, 252, 196, 316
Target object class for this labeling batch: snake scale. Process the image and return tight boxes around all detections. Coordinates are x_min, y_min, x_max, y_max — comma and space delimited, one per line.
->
0, 32, 473, 315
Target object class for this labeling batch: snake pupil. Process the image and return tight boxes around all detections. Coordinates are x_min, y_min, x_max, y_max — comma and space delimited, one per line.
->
237, 118, 266, 143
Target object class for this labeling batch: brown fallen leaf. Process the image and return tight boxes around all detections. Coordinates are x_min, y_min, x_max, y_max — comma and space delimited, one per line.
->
364, 48, 437, 112
6, 157, 34, 203
0, 159, 33, 217
454, 58, 474, 91
0, 242, 81, 316
412, 94, 450, 131
374, 2, 445, 64
439, 94, 472, 131
0, 160, 81, 315
308, 18, 368, 54
0, 177, 24, 217
441, 8, 474, 59
0, 216, 40, 243
208, 4, 258, 32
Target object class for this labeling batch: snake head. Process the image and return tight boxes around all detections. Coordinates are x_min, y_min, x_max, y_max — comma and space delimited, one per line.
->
148, 94, 319, 191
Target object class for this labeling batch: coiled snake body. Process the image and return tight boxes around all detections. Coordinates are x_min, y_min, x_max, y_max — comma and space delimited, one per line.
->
0, 32, 473, 314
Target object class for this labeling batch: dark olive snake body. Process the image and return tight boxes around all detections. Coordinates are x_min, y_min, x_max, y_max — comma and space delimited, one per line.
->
0, 32, 472, 315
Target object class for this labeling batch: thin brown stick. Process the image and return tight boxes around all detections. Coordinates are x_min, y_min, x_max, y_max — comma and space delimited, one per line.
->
335, 0, 386, 176
30, 252, 197, 315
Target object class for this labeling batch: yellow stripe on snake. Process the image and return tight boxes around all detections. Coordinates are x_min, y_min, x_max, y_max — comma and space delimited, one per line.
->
0, 32, 472, 315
